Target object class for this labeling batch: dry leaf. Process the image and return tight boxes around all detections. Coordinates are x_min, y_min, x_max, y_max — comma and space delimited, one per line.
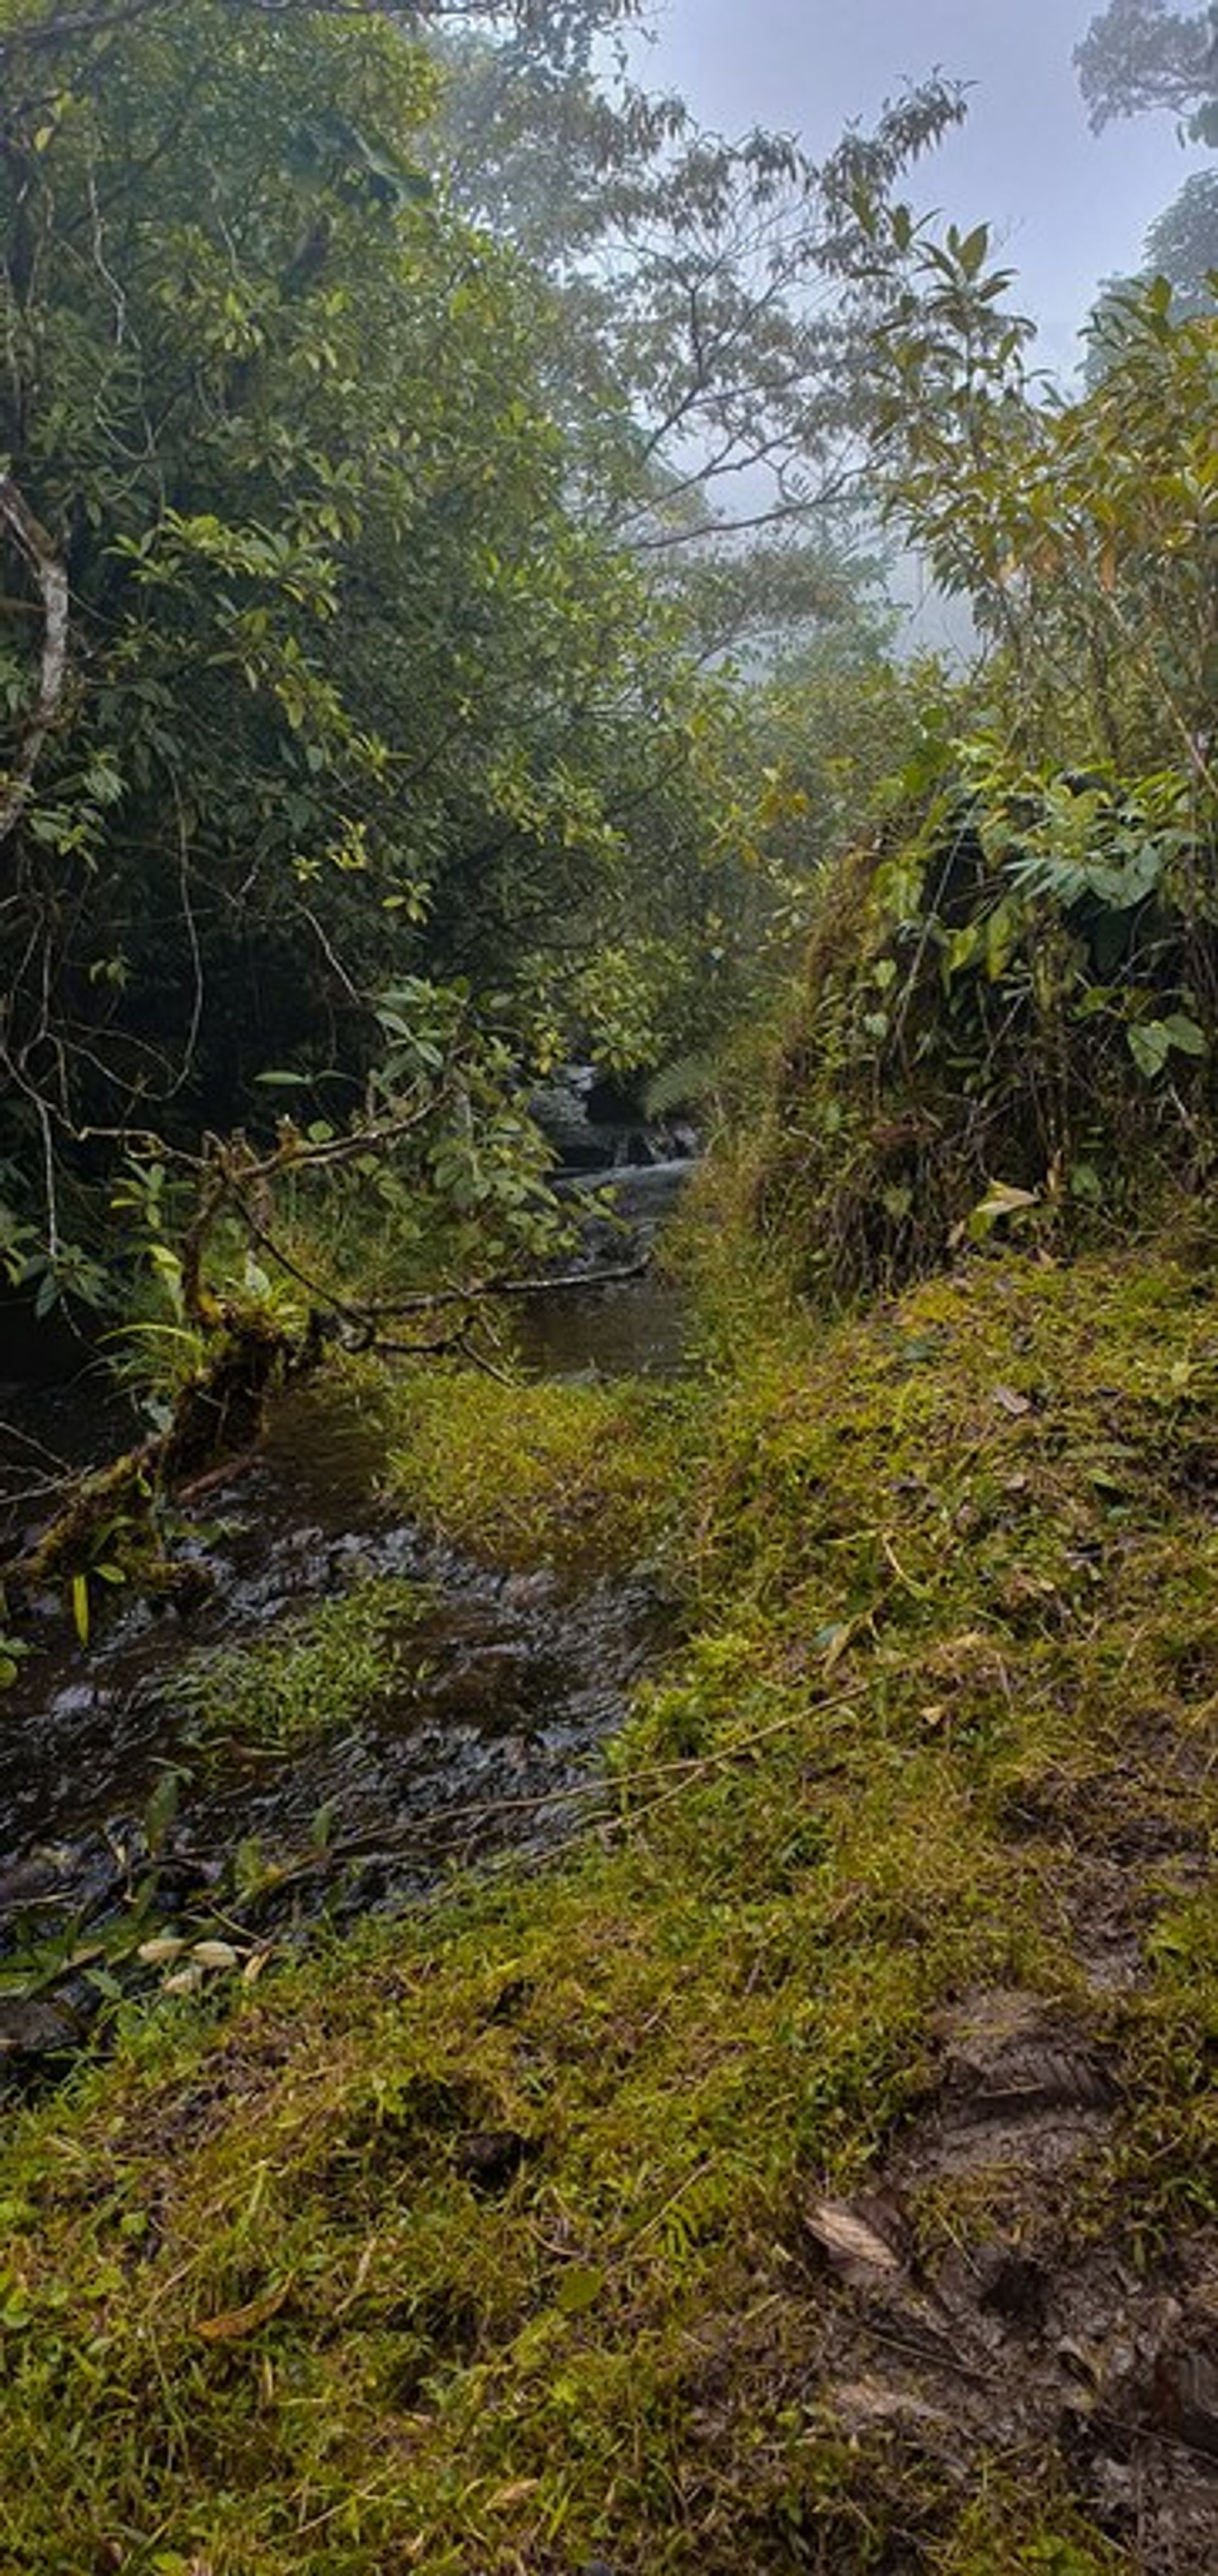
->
992, 1385, 1032, 1417
195, 2279, 292, 2343
806, 2197, 906, 2285
485, 2480, 540, 2511
163, 1963, 203, 1996
822, 1620, 855, 1672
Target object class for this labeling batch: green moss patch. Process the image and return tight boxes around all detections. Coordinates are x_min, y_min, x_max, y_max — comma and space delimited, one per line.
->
383, 1365, 684, 1570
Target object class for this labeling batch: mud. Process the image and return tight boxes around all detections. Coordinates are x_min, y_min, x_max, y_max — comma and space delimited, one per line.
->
796, 1934, 1217, 2565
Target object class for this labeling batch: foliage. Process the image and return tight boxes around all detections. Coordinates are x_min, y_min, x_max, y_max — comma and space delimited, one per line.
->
738, 226, 1217, 1300
870, 218, 1216, 766
754, 743, 1217, 1296
1076, 0, 1218, 142
0, 0, 767, 1296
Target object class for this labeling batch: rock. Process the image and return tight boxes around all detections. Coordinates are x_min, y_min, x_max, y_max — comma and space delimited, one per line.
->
0, 1994, 80, 2083
452, 2128, 535, 2194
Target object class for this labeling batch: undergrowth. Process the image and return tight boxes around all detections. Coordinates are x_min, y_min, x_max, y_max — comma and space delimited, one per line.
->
167, 1575, 433, 1760
753, 757, 1218, 1301
0, 1225, 1215, 2570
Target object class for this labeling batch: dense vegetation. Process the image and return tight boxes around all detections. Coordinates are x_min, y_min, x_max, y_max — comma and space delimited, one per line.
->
0, 0, 960, 1328
1, 1, 1217, 2569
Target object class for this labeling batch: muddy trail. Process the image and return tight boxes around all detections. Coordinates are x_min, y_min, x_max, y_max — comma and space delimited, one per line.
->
786, 1738, 1218, 2567
798, 1999, 1217, 2568
0, 1226, 688, 2093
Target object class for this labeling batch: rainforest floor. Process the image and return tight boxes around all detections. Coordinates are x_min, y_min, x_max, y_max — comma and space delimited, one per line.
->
1, 1216, 1216, 2575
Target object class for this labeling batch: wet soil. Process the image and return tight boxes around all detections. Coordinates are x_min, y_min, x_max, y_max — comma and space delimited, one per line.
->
794, 1828, 1218, 2570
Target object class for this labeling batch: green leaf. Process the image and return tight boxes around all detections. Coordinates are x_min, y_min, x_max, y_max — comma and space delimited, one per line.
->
1160, 1013, 1207, 1058
965, 1181, 1040, 1244
554, 2263, 605, 2317
1127, 1022, 1171, 1079
957, 222, 990, 281
144, 1768, 181, 1859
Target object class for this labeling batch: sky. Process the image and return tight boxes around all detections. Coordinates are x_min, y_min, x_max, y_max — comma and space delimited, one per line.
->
633, 0, 1210, 379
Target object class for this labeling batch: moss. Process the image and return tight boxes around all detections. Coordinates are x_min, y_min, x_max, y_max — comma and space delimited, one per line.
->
0, 1223, 1215, 2568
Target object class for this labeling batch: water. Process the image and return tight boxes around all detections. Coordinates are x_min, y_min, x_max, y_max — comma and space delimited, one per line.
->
0, 1250, 688, 2078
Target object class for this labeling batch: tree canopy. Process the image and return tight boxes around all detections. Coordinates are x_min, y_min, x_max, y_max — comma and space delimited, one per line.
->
1077, 0, 1218, 140
0, 0, 782, 1298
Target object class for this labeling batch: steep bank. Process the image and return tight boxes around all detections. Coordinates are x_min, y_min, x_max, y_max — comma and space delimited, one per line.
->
0, 1209, 1215, 2572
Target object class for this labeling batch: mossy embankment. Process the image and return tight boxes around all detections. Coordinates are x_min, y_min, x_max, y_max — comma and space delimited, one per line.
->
1, 1200, 1215, 2572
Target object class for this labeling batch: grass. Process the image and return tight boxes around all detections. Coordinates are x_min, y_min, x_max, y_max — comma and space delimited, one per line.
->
382, 1365, 684, 1570
167, 1575, 432, 1760
0, 1220, 1215, 2570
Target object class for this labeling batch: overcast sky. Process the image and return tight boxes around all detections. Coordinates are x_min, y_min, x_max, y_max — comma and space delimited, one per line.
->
635, 0, 1210, 377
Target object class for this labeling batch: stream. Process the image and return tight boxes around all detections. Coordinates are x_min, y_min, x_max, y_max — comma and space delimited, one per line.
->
0, 1151, 693, 2088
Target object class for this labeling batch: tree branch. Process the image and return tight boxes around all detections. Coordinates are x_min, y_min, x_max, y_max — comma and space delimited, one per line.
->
0, 474, 69, 852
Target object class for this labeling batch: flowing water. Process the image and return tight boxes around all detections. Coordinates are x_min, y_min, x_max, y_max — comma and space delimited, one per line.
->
0, 1180, 691, 2083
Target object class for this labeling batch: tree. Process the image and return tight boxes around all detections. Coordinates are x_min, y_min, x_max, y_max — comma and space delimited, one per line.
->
1144, 160, 1218, 282
1085, 167, 1218, 382
0, 0, 756, 1296
856, 205, 1217, 782
1076, 1, 1218, 141
0, 0, 643, 72
430, 34, 966, 655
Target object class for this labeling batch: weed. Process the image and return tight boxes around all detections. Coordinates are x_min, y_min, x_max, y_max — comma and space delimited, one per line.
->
168, 1575, 430, 1757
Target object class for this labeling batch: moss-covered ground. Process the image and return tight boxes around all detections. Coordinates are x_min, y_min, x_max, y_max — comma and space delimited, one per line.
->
1, 1214, 1215, 2572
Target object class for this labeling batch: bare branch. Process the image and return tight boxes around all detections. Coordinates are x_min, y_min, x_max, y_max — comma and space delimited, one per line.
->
0, 474, 70, 851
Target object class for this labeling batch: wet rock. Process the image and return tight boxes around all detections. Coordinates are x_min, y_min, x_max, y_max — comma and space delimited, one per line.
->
0, 1994, 81, 2084
0, 1851, 70, 1919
